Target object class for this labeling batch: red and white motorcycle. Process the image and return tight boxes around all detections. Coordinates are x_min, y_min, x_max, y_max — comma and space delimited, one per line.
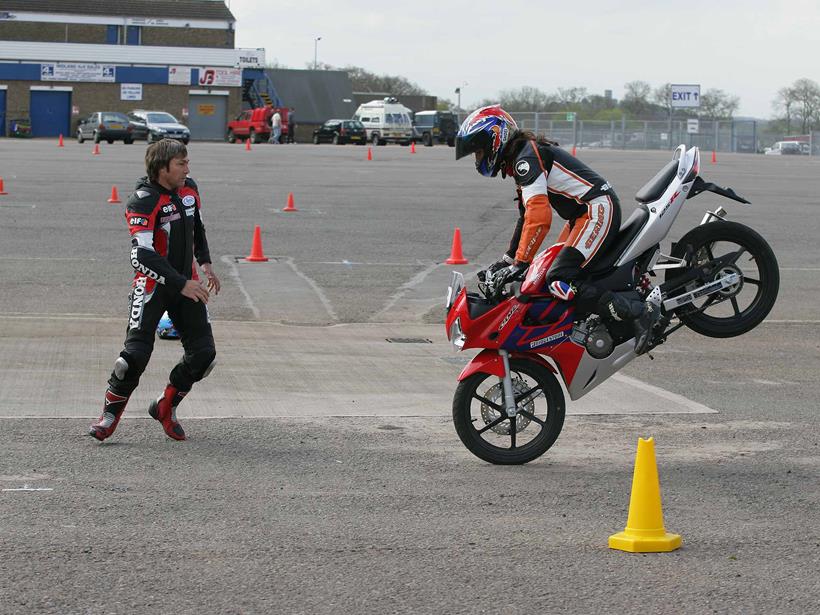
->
445, 145, 779, 464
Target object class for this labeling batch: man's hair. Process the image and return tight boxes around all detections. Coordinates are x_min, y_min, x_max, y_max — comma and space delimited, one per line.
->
145, 139, 188, 183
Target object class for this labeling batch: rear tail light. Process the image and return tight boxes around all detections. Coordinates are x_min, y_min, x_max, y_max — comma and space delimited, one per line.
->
98, 123, 105, 130
127, 125, 133, 132
340, 127, 346, 136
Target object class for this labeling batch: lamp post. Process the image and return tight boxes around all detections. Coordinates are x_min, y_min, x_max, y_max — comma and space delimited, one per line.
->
455, 82, 468, 123
313, 36, 322, 70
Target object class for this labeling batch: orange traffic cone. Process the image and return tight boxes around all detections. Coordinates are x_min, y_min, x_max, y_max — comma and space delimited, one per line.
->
0, 177, 7, 195
445, 227, 469, 265
571, 144, 577, 156
283, 192, 297, 212
93, 143, 100, 155
245, 138, 252, 151
58, 134, 64, 147
245, 225, 269, 262
367, 147, 373, 161
410, 141, 416, 154
711, 150, 717, 164
107, 186, 121, 203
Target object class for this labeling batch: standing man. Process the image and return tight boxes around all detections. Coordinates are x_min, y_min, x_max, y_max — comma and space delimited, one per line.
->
89, 139, 220, 442
270, 109, 282, 144
287, 108, 296, 143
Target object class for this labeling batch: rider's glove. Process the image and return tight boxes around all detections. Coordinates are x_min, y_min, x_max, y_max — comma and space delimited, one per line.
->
487, 261, 528, 295
478, 254, 514, 283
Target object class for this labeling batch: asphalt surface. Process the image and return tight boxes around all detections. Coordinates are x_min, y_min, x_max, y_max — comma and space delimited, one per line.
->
0, 139, 818, 614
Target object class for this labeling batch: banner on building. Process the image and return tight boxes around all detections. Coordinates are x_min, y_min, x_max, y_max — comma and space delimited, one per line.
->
41, 63, 115, 83
168, 66, 192, 85
121, 83, 143, 101
197, 67, 242, 87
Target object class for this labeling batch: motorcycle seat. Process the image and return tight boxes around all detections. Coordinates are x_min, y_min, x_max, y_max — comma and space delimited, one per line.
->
635, 159, 678, 203
586, 205, 649, 276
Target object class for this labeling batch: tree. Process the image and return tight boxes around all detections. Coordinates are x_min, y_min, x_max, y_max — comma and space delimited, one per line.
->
310, 62, 428, 96
622, 80, 652, 118
790, 78, 820, 133
698, 88, 740, 119
652, 83, 673, 115
773, 86, 796, 134
556, 87, 588, 107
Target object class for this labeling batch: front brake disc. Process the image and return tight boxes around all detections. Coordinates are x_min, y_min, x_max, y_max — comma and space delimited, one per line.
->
479, 378, 535, 435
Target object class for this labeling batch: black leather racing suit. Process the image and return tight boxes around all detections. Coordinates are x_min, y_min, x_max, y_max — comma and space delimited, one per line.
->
108, 176, 216, 397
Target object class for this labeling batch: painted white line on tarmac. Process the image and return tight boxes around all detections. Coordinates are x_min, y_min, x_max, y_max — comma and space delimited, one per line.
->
285, 257, 338, 321
220, 254, 260, 319
610, 373, 717, 414
373, 261, 441, 320
2, 484, 53, 492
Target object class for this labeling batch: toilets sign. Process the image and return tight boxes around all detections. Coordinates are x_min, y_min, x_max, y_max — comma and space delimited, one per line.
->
670, 84, 701, 108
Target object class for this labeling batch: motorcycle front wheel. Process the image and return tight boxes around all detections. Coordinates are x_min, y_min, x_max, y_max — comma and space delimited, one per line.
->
452, 359, 565, 465
666, 221, 779, 338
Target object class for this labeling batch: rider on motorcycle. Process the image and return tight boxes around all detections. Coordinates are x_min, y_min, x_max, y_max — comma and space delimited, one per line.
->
454, 105, 658, 353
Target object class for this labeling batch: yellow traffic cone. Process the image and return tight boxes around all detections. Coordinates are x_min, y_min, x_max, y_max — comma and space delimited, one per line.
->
609, 437, 681, 553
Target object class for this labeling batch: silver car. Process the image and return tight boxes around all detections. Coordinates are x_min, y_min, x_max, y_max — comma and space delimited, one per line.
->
129, 110, 190, 144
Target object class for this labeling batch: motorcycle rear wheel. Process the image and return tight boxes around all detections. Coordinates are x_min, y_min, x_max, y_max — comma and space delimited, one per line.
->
452, 359, 565, 465
665, 221, 779, 338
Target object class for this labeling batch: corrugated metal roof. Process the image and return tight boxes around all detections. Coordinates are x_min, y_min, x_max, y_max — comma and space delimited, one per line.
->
266, 69, 357, 125
0, 0, 235, 21
0, 41, 263, 67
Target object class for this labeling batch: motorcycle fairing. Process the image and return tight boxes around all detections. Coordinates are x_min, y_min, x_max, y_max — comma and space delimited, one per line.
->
457, 348, 556, 381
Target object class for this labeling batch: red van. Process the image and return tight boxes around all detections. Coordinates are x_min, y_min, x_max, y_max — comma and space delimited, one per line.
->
227, 107, 289, 143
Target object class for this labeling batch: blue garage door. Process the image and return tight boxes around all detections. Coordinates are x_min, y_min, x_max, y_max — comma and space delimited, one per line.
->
0, 90, 6, 137
30, 90, 71, 137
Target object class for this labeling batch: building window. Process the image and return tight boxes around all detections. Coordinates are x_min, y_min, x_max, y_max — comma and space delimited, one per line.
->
106, 25, 120, 44
126, 26, 141, 45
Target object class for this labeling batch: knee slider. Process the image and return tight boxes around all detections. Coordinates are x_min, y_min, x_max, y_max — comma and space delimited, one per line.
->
116, 348, 151, 381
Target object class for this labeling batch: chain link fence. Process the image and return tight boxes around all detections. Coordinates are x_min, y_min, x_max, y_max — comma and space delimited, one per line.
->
505, 112, 808, 155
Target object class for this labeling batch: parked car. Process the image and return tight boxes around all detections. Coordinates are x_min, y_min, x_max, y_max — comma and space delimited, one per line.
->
764, 141, 802, 155
412, 110, 457, 146
312, 119, 367, 145
76, 112, 136, 144
129, 110, 190, 144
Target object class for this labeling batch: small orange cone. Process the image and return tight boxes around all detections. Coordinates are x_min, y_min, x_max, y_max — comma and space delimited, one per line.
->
571, 145, 577, 156
445, 227, 469, 265
107, 186, 121, 203
367, 147, 373, 161
283, 192, 297, 212
92, 143, 100, 155
245, 225, 269, 262
711, 150, 717, 164
58, 134, 64, 147
0, 178, 7, 195
410, 141, 416, 154
245, 138, 252, 151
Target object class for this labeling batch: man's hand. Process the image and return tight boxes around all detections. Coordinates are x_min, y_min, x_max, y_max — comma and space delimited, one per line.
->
478, 255, 514, 283
487, 261, 529, 295
181, 279, 210, 303
200, 263, 221, 295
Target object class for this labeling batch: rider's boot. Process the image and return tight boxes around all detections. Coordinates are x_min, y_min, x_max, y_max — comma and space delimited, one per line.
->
89, 389, 130, 441
599, 291, 660, 354
148, 384, 188, 441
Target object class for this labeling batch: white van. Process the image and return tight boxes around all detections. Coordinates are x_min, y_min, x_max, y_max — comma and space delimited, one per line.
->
353, 97, 414, 145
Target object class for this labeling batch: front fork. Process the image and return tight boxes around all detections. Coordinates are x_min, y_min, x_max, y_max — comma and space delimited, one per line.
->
498, 350, 518, 418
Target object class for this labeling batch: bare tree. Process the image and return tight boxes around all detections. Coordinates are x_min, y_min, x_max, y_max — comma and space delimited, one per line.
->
698, 88, 740, 120
790, 78, 820, 133
773, 86, 796, 134
652, 83, 673, 116
622, 80, 652, 118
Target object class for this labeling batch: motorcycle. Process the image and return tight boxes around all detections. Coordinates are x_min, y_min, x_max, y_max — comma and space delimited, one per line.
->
445, 145, 779, 464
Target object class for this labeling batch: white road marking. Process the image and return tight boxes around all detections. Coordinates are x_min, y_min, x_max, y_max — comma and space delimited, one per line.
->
2, 484, 53, 492
285, 257, 338, 321
610, 373, 718, 414
220, 254, 260, 319
373, 261, 440, 320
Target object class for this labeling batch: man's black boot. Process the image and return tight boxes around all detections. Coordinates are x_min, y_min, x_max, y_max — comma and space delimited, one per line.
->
599, 292, 659, 354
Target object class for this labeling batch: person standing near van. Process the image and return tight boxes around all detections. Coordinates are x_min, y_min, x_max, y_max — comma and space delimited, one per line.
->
270, 110, 282, 144
287, 108, 296, 143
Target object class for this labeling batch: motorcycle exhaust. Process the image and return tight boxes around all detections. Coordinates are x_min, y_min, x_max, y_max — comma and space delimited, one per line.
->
662, 272, 740, 311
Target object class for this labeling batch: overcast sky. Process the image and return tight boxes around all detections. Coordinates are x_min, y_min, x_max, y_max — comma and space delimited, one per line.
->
229, 0, 818, 119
